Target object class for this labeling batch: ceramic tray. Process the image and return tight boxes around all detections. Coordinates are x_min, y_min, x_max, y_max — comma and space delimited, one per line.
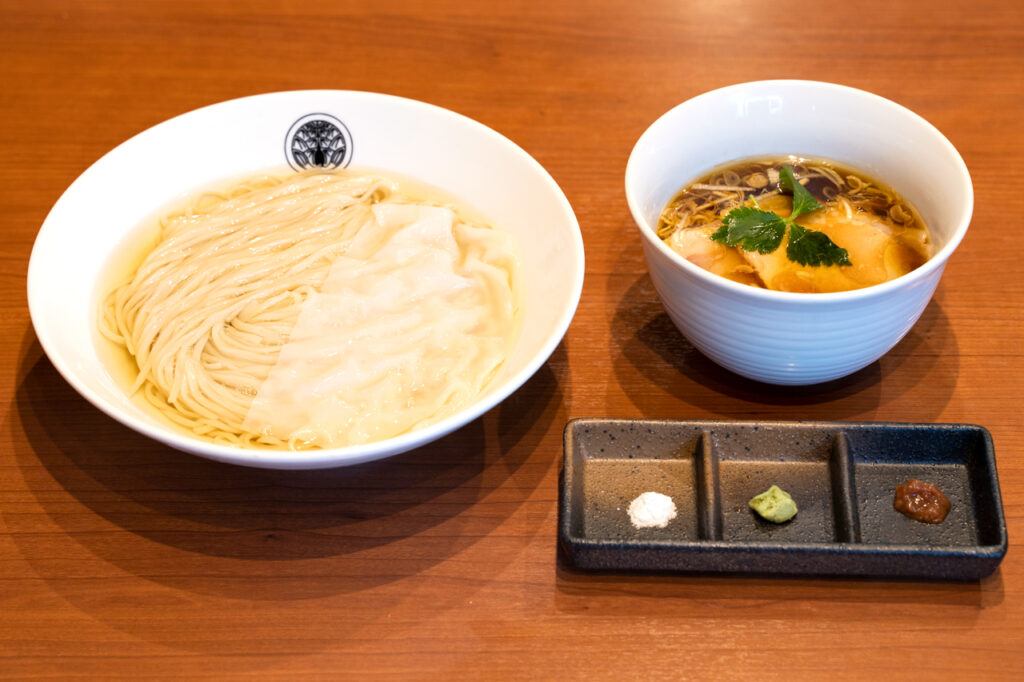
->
559, 419, 1007, 580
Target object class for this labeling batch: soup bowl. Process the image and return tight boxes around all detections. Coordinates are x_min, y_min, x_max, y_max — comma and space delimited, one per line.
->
28, 91, 584, 469
625, 80, 972, 385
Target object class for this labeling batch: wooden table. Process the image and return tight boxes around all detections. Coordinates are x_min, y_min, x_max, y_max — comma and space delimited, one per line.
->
3, 0, 1023, 678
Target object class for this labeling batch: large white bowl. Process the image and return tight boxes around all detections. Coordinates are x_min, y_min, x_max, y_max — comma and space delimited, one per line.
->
626, 80, 972, 385
28, 91, 584, 469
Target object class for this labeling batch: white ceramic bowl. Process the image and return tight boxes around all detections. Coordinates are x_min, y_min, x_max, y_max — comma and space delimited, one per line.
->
625, 80, 972, 385
28, 91, 584, 469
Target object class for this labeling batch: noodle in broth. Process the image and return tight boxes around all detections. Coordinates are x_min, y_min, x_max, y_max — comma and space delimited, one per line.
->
99, 170, 521, 450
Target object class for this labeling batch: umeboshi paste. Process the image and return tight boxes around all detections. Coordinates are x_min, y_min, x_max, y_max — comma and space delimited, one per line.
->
893, 478, 950, 524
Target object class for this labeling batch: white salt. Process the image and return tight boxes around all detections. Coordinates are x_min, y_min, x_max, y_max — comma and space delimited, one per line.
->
628, 491, 677, 529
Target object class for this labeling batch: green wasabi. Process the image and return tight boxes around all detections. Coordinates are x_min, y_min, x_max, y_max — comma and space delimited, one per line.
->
748, 485, 798, 523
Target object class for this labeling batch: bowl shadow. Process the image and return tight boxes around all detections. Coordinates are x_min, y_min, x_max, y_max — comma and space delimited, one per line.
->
606, 233, 959, 422
8, 325, 567, 600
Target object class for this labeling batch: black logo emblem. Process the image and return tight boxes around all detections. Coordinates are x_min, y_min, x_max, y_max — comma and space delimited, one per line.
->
285, 113, 353, 171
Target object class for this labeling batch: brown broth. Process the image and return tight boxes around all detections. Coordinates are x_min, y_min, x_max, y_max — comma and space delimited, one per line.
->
658, 156, 932, 293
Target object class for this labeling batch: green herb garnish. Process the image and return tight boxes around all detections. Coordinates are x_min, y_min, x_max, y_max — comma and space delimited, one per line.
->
780, 164, 823, 219
786, 223, 852, 267
710, 164, 851, 267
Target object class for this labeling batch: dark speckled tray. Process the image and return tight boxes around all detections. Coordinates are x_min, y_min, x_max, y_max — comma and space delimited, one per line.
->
559, 419, 1007, 580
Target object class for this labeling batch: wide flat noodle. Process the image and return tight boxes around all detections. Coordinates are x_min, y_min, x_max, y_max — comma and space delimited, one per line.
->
242, 203, 518, 448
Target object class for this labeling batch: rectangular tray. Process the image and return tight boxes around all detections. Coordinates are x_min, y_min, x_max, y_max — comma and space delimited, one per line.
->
558, 419, 1007, 580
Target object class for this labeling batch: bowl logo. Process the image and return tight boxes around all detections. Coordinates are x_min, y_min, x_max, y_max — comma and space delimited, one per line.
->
285, 113, 353, 171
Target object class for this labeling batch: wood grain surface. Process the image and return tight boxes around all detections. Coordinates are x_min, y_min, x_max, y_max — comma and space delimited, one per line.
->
3, 0, 1023, 678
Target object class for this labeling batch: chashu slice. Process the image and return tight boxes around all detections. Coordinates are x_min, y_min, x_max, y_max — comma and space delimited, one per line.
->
665, 223, 765, 288
739, 195, 931, 293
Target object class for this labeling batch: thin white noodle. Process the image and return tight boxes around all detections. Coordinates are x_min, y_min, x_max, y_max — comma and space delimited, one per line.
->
99, 171, 518, 450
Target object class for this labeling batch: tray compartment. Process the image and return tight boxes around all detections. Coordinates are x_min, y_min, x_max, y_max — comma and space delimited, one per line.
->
712, 425, 839, 544
565, 421, 703, 542
844, 425, 1001, 547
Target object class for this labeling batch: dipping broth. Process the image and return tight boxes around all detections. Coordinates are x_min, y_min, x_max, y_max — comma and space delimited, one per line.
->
658, 156, 932, 293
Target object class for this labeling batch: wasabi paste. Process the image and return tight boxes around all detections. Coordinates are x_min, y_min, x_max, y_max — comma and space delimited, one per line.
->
748, 485, 798, 523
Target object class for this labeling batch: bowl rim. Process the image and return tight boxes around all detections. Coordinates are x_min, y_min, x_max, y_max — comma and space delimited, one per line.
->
27, 89, 585, 470
625, 79, 973, 305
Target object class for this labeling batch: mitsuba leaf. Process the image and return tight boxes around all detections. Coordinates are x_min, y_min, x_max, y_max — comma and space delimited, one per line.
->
779, 165, 823, 220
711, 207, 786, 254
786, 224, 851, 266
707, 164, 851, 268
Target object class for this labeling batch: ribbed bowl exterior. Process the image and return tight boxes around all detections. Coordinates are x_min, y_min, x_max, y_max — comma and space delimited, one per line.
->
641, 240, 944, 385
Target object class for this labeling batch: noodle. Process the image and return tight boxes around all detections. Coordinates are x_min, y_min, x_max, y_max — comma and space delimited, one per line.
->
99, 170, 520, 449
